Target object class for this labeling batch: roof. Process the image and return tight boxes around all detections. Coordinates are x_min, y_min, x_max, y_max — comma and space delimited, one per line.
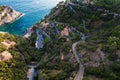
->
0, 51, 12, 61
0, 32, 7, 35
0, 40, 16, 49
61, 26, 69, 37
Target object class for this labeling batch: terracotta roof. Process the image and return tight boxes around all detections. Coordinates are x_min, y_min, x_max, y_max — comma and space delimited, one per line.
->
23, 28, 33, 39
61, 26, 69, 37
0, 51, 12, 61
0, 40, 16, 49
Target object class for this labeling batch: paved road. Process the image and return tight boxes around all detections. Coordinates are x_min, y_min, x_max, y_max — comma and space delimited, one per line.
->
35, 29, 51, 49
27, 66, 35, 80
72, 41, 85, 80
72, 28, 88, 80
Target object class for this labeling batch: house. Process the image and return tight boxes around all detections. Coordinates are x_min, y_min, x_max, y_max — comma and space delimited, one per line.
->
41, 21, 50, 28
0, 51, 12, 61
61, 26, 69, 37
0, 40, 16, 49
0, 32, 7, 35
23, 28, 33, 39
60, 26, 70, 41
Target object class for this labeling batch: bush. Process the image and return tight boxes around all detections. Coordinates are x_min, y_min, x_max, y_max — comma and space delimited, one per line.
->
108, 53, 118, 61
0, 46, 6, 53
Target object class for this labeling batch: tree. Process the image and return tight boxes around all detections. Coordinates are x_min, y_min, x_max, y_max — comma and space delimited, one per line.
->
94, 0, 120, 12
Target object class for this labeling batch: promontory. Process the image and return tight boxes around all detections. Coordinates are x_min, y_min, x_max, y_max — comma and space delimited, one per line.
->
0, 6, 22, 26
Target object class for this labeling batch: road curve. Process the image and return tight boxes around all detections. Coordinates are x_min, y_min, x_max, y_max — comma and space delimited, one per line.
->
72, 41, 85, 80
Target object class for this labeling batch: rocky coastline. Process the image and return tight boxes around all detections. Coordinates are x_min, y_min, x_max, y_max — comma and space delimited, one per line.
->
0, 6, 22, 26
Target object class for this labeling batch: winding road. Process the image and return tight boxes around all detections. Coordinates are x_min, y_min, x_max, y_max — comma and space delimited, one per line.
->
72, 27, 87, 80
72, 41, 85, 80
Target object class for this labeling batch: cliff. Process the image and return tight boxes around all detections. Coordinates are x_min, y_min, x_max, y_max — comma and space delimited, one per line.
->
0, 6, 22, 26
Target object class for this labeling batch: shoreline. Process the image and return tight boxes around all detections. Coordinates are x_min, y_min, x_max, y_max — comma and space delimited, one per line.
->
0, 0, 66, 37
0, 5, 25, 26
22, 1, 66, 37
10, 13, 25, 24
0, 13, 25, 27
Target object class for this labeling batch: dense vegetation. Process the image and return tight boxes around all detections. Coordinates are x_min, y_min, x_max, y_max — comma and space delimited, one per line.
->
0, 0, 120, 80
38, 0, 120, 79
0, 33, 27, 80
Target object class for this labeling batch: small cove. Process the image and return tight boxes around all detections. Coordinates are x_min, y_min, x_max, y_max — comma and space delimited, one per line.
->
0, 0, 65, 35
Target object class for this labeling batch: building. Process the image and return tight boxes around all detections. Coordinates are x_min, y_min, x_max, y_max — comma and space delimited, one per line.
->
0, 51, 12, 61
61, 26, 69, 37
60, 26, 70, 41
0, 32, 7, 35
0, 40, 16, 49
23, 28, 33, 39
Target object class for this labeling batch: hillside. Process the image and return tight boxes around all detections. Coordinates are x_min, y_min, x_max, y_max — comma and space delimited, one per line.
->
0, 0, 120, 80
0, 32, 27, 80
0, 6, 22, 26
19, 0, 120, 80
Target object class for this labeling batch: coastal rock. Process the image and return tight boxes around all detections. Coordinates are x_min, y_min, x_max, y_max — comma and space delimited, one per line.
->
0, 6, 22, 26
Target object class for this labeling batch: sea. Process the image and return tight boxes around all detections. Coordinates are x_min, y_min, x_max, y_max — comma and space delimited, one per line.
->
0, 0, 65, 35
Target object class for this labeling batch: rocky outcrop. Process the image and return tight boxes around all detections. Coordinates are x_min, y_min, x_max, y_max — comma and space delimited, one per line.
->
88, 48, 105, 67
0, 6, 22, 26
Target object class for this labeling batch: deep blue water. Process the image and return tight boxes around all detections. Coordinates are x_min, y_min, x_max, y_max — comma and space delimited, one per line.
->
0, 0, 64, 35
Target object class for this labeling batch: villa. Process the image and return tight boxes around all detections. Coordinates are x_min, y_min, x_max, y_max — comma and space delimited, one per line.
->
23, 28, 33, 39
0, 51, 12, 61
61, 26, 69, 37
40, 21, 50, 28
0, 40, 16, 49
0, 32, 7, 35
60, 26, 70, 41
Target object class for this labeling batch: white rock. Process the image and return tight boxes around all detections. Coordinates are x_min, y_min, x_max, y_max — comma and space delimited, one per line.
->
0, 6, 22, 26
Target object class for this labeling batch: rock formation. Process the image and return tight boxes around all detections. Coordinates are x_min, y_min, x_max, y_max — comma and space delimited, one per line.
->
0, 6, 22, 26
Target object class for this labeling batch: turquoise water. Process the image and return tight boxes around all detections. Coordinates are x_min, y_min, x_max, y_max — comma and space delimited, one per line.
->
0, 0, 64, 35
